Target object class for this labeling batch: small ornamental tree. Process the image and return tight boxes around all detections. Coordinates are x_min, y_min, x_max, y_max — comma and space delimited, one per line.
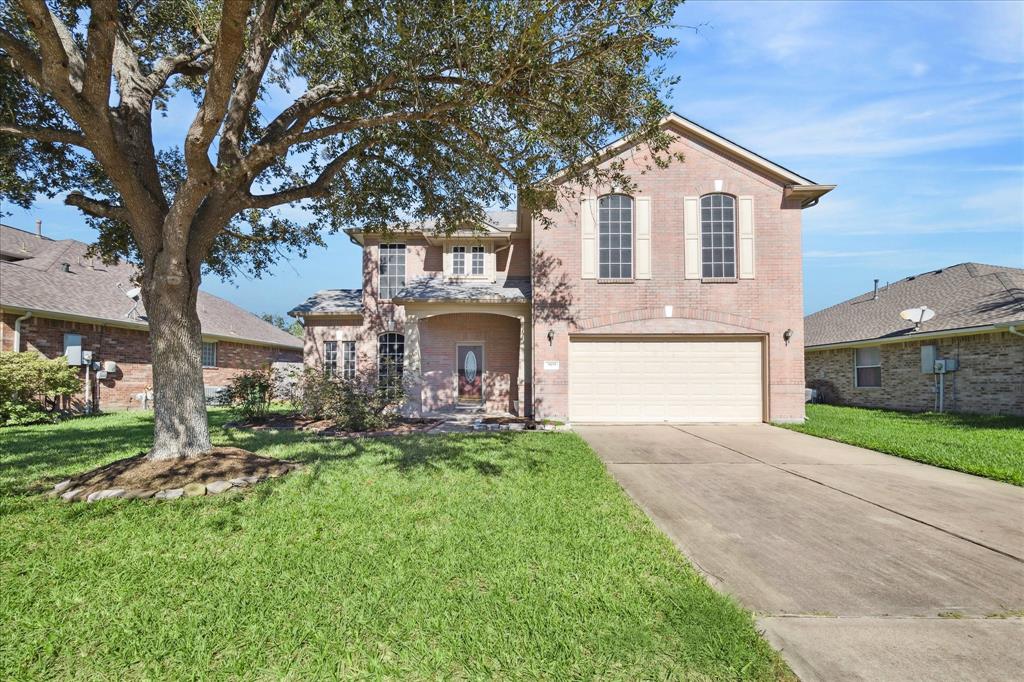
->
0, 350, 82, 425
0, 1, 680, 460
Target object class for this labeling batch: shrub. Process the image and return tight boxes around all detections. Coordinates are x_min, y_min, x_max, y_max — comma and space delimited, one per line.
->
0, 351, 82, 426
287, 368, 407, 431
215, 366, 276, 421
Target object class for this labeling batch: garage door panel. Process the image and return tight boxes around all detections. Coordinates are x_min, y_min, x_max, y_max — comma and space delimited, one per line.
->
569, 337, 763, 423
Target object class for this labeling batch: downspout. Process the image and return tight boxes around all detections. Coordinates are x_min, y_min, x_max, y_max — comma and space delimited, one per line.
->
13, 311, 32, 352
1008, 325, 1024, 338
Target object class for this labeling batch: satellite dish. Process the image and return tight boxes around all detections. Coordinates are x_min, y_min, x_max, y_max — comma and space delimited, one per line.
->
900, 306, 935, 330
124, 287, 141, 300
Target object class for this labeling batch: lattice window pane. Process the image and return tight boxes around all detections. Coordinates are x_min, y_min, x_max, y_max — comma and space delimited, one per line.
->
471, 246, 485, 275
342, 341, 356, 379
598, 194, 633, 279
378, 333, 405, 385
324, 341, 338, 375
452, 246, 466, 275
202, 342, 218, 367
379, 244, 406, 299
700, 194, 736, 278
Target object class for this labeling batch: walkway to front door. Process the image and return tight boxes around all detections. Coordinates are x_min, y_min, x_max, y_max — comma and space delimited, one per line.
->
577, 423, 1024, 682
457, 344, 483, 402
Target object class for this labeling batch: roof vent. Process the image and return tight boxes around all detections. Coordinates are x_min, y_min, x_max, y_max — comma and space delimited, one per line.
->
60, 262, 71, 273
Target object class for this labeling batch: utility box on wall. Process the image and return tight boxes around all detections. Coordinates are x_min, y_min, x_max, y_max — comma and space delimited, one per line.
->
921, 345, 937, 374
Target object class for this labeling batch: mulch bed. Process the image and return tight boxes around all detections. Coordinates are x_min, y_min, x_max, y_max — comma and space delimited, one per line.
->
51, 446, 300, 502
228, 415, 442, 437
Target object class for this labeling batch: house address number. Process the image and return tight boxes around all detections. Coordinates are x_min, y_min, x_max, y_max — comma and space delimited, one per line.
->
543, 360, 560, 370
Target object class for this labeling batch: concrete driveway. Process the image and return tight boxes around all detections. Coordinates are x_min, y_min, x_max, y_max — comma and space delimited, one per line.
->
576, 423, 1024, 682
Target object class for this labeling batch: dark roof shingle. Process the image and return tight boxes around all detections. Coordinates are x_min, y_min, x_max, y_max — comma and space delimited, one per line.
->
0, 225, 302, 349
392, 276, 530, 304
289, 289, 363, 316
805, 262, 1024, 347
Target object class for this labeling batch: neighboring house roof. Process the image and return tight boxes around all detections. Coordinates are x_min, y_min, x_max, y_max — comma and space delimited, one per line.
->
289, 289, 364, 316
392, 276, 531, 304
0, 224, 302, 349
805, 263, 1024, 348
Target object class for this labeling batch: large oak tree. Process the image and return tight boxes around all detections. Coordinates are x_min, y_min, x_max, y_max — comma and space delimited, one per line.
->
1, 0, 679, 460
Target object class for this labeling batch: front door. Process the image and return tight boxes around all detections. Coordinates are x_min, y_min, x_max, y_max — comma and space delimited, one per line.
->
457, 345, 483, 402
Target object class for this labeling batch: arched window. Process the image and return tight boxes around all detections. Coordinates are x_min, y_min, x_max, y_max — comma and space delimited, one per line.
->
700, 194, 736, 278
378, 332, 405, 385
598, 194, 633, 279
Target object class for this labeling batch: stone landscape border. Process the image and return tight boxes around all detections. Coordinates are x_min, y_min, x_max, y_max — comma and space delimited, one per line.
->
50, 464, 301, 503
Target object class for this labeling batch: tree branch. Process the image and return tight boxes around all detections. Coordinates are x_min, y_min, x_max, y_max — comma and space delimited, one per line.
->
82, 0, 118, 107
65, 191, 129, 220
17, 0, 85, 95
183, 0, 252, 175
242, 138, 372, 209
0, 27, 44, 87
0, 123, 88, 147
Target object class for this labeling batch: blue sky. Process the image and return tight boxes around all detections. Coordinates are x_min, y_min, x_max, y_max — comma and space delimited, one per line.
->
3, 0, 1022, 316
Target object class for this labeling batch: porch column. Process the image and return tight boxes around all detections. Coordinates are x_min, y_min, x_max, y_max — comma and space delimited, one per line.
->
517, 314, 526, 416
404, 313, 423, 415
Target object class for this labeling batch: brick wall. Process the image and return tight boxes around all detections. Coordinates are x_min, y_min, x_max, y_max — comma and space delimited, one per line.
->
805, 331, 1024, 416
1, 311, 301, 411
418, 313, 521, 413
531, 132, 806, 422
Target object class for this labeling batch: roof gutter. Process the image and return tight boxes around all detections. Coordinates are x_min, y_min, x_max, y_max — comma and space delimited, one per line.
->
1008, 325, 1024, 339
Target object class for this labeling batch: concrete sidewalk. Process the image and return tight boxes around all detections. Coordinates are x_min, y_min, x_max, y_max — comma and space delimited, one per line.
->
576, 423, 1024, 681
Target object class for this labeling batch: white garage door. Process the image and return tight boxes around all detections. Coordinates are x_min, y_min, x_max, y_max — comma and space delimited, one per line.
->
569, 337, 764, 423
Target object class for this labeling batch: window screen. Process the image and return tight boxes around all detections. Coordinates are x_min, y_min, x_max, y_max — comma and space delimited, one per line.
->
854, 347, 881, 387
700, 194, 736, 278
598, 194, 633, 279
202, 342, 218, 367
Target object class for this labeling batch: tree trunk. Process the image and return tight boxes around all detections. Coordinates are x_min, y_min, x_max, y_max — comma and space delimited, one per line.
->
143, 246, 212, 460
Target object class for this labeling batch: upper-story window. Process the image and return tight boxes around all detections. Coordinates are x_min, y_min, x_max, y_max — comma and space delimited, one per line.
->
700, 194, 736, 279
452, 246, 466, 275
471, 245, 485, 275
379, 244, 406, 300
599, 194, 633, 279
451, 244, 487, 277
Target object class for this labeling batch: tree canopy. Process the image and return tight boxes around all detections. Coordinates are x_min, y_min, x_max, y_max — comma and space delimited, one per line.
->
0, 0, 681, 458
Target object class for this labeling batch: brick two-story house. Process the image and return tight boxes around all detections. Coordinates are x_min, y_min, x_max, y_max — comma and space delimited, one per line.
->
290, 114, 833, 423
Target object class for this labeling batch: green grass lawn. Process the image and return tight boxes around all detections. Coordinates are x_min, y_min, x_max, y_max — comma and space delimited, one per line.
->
781, 404, 1024, 486
1, 410, 790, 680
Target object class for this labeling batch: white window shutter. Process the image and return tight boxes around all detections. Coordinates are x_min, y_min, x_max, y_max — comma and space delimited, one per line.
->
738, 196, 755, 279
580, 197, 597, 279
683, 196, 700, 279
443, 246, 451, 277
635, 197, 651, 279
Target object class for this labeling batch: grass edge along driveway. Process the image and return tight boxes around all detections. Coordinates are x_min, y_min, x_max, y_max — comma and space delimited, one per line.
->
780, 404, 1024, 486
1, 410, 792, 680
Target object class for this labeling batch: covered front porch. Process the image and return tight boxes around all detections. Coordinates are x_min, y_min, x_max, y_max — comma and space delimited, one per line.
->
402, 303, 531, 417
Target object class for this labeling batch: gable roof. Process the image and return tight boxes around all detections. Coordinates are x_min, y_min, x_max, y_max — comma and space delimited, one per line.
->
805, 263, 1024, 348
0, 224, 302, 349
289, 289, 363, 316
345, 210, 520, 245
544, 113, 835, 207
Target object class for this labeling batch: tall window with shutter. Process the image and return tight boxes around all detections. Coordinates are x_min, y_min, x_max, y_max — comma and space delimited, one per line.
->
700, 194, 736, 278
598, 194, 633, 279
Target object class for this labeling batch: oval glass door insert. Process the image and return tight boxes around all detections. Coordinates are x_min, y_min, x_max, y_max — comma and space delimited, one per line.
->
464, 351, 478, 382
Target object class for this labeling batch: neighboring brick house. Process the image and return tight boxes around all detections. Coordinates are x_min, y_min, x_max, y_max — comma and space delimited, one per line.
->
1, 224, 302, 411
805, 263, 1024, 416
290, 114, 834, 423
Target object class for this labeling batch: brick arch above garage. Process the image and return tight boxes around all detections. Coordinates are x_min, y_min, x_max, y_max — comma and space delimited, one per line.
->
573, 306, 769, 336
